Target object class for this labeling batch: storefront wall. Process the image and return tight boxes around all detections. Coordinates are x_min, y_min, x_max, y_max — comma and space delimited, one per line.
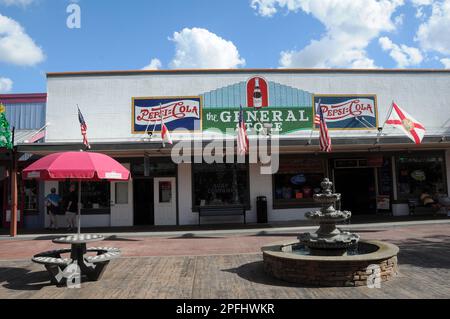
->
45, 71, 450, 143
31, 70, 450, 227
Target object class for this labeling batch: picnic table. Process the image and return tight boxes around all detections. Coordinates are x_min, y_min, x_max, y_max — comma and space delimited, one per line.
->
32, 234, 121, 286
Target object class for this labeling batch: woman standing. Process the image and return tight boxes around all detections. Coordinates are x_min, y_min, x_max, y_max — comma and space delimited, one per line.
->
64, 184, 78, 231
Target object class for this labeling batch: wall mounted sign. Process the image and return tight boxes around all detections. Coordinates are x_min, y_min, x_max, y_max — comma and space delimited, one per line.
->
313, 95, 378, 130
247, 76, 269, 108
132, 97, 202, 133
201, 77, 313, 135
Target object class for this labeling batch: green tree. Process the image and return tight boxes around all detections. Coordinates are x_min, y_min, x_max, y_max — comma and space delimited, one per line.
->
0, 104, 12, 150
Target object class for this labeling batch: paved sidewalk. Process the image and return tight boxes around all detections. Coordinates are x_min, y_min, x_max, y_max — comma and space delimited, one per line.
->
0, 222, 448, 299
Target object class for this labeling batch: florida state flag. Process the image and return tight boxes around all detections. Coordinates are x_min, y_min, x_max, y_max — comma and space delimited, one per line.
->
385, 102, 426, 144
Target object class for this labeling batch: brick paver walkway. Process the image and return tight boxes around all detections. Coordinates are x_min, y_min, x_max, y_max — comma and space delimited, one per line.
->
0, 223, 449, 299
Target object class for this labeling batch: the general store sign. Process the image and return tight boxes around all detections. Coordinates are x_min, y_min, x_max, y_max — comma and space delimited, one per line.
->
133, 97, 201, 133
313, 95, 378, 130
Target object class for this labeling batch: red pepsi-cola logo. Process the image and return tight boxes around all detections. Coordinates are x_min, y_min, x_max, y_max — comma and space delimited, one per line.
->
247, 76, 269, 108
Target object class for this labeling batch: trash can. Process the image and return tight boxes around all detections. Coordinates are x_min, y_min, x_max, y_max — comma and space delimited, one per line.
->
257, 196, 268, 223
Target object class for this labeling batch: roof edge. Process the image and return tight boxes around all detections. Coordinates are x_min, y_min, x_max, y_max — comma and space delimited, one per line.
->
46, 68, 450, 78
0, 93, 47, 104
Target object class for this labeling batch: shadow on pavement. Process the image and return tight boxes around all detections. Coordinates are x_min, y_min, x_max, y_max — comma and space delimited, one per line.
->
168, 233, 225, 240
222, 261, 310, 288
393, 235, 450, 270
0, 267, 53, 291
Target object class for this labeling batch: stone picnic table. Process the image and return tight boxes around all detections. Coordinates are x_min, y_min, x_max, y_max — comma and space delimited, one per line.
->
32, 234, 121, 286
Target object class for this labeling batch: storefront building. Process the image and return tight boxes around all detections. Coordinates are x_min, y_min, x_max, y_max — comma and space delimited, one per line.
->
16, 69, 450, 228
0, 94, 47, 229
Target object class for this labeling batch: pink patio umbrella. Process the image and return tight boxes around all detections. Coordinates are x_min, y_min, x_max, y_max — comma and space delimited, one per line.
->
22, 151, 130, 234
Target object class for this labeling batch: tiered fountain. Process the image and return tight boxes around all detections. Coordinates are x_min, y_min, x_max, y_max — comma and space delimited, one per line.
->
262, 178, 399, 287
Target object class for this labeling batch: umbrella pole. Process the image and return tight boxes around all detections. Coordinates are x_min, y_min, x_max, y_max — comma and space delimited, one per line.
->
77, 180, 81, 235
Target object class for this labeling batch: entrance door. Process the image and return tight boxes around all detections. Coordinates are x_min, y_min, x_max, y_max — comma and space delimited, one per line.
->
334, 168, 376, 215
110, 164, 133, 227
110, 181, 133, 227
133, 179, 154, 226
153, 177, 177, 226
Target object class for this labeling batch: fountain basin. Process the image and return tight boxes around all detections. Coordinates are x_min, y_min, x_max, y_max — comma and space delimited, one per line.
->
262, 240, 399, 287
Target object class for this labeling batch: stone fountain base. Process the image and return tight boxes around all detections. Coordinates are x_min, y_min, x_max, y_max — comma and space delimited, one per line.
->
262, 240, 399, 287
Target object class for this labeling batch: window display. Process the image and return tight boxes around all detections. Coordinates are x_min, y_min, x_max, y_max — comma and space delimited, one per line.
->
59, 181, 111, 214
193, 163, 249, 208
396, 153, 446, 201
273, 156, 326, 208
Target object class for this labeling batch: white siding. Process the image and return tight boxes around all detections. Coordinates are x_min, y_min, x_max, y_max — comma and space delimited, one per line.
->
46, 72, 450, 143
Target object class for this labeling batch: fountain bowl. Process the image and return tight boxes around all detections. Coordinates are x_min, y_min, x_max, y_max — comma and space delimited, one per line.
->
262, 240, 399, 287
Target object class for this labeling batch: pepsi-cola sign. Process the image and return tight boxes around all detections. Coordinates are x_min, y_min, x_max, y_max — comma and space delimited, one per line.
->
133, 97, 202, 133
314, 95, 378, 130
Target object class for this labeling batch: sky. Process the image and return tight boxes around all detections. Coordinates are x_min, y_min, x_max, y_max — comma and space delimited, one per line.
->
0, 0, 450, 93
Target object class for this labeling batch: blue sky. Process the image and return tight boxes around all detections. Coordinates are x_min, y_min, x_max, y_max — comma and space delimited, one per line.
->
1, 0, 450, 93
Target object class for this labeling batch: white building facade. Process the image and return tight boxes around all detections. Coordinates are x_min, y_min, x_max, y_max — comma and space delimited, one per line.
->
18, 69, 450, 228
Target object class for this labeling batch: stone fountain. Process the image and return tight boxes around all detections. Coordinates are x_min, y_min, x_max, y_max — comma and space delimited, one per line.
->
262, 178, 400, 287
298, 178, 359, 256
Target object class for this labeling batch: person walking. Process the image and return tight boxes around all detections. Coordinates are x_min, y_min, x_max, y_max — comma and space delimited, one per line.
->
64, 184, 78, 231
45, 188, 61, 230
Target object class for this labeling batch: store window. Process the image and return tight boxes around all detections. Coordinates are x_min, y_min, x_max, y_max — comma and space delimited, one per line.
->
59, 181, 111, 214
192, 163, 249, 209
273, 156, 326, 209
23, 179, 39, 214
396, 153, 447, 201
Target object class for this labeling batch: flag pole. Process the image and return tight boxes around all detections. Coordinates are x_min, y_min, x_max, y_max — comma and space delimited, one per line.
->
308, 99, 320, 145
160, 103, 165, 148
10, 127, 17, 237
376, 100, 395, 144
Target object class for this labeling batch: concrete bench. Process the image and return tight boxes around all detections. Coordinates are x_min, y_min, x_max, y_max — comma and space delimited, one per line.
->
85, 247, 121, 264
198, 206, 246, 225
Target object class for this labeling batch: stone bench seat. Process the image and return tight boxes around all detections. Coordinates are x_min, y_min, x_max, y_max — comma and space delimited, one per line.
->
85, 247, 121, 263
32, 256, 72, 267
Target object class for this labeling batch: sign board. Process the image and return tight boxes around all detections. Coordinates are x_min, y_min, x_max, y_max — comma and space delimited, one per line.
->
314, 95, 378, 130
132, 97, 202, 133
376, 195, 390, 210
131, 78, 379, 136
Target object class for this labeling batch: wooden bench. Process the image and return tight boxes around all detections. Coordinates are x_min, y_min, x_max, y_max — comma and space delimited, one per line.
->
198, 206, 246, 225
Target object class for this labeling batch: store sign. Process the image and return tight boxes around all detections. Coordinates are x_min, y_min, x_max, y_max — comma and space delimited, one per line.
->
133, 97, 201, 133
203, 108, 312, 134
313, 96, 378, 130
202, 76, 313, 135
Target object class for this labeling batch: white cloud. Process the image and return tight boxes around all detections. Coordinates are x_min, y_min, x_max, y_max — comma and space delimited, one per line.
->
416, 0, 450, 55
441, 58, 450, 68
168, 27, 245, 69
0, 14, 45, 66
252, 0, 405, 68
379, 36, 423, 67
0, 0, 35, 7
142, 58, 162, 70
411, 0, 433, 5
394, 14, 405, 26
0, 77, 12, 93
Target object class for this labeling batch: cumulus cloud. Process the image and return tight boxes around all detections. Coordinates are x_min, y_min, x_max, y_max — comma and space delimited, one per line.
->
379, 36, 423, 67
416, 0, 450, 55
0, 14, 45, 66
0, 0, 35, 6
168, 27, 245, 69
0, 77, 12, 93
441, 58, 450, 68
252, 0, 405, 68
142, 58, 162, 70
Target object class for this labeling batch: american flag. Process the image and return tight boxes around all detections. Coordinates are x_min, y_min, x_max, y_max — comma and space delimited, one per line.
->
237, 104, 249, 156
78, 106, 91, 150
316, 100, 332, 152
